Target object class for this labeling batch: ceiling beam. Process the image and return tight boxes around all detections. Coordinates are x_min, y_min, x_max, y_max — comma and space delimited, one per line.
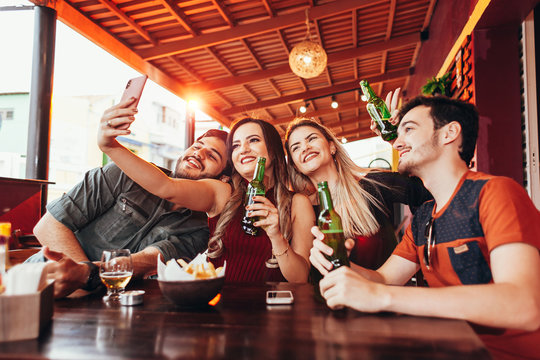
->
97, 0, 155, 44
221, 67, 413, 116
324, 115, 371, 129
190, 33, 420, 93
270, 101, 366, 126
139, 0, 381, 60
335, 127, 374, 139
158, 0, 196, 36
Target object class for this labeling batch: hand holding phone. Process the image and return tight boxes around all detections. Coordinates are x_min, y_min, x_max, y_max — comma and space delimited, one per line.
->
266, 290, 294, 305
120, 75, 148, 109
114, 75, 147, 130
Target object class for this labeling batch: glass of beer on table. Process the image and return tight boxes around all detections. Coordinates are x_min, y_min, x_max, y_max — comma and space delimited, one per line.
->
99, 249, 133, 302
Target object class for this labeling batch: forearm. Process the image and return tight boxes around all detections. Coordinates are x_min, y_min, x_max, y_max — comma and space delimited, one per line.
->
104, 143, 173, 201
350, 262, 386, 283
34, 213, 89, 262
381, 282, 540, 330
131, 247, 161, 279
269, 234, 308, 282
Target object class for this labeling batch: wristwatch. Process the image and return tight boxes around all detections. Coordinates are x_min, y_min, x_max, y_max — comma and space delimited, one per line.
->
82, 261, 102, 291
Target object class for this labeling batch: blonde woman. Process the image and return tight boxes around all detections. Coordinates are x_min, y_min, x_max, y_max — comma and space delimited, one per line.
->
98, 99, 314, 283
284, 118, 431, 272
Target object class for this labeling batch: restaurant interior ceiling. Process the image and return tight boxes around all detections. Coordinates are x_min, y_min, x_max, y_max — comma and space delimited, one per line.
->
31, 0, 437, 142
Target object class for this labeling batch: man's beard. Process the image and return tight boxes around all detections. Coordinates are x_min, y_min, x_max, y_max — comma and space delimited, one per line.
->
397, 133, 439, 177
173, 155, 201, 180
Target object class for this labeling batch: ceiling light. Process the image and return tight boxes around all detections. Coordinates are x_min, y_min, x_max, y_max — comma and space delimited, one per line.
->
341, 137, 348, 144
187, 99, 199, 110
331, 97, 338, 109
299, 105, 307, 114
361, 94, 368, 102
289, 10, 327, 79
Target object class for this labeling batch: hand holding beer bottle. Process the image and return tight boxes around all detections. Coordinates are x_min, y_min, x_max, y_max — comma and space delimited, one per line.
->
241, 157, 266, 235
311, 181, 349, 301
316, 181, 349, 269
360, 80, 400, 142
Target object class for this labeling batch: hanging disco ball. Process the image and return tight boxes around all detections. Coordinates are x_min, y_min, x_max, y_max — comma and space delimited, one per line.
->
289, 40, 327, 79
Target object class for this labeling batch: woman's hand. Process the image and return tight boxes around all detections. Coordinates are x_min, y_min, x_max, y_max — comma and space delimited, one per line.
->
97, 97, 137, 152
369, 87, 401, 139
309, 226, 355, 276
249, 195, 281, 239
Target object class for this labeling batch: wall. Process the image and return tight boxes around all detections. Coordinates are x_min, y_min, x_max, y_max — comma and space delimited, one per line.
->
473, 27, 525, 184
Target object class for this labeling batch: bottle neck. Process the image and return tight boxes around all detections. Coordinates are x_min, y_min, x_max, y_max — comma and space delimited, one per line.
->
360, 82, 377, 101
253, 159, 266, 181
318, 186, 334, 212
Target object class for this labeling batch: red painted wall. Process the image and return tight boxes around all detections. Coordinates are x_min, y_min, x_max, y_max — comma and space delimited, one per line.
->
473, 26, 524, 184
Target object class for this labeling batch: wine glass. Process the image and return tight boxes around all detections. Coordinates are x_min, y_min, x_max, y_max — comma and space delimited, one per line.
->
99, 249, 133, 302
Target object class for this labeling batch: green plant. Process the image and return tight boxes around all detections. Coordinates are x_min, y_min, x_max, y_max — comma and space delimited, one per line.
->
422, 72, 451, 96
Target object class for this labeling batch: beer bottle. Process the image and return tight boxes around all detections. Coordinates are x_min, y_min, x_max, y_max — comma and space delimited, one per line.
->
241, 157, 266, 235
317, 181, 349, 269
0, 222, 11, 275
359, 79, 398, 141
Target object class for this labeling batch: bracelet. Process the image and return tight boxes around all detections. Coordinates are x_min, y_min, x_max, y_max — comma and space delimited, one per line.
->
82, 261, 103, 291
272, 245, 289, 257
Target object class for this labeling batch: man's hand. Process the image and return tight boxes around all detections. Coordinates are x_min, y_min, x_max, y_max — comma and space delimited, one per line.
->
43, 246, 91, 298
319, 266, 390, 312
309, 226, 354, 276
97, 98, 137, 152
369, 87, 401, 140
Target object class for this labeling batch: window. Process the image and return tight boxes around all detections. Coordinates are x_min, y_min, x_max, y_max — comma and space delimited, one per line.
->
0, 109, 14, 121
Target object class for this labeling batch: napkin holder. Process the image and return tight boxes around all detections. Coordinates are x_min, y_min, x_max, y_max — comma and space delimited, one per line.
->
0, 281, 54, 342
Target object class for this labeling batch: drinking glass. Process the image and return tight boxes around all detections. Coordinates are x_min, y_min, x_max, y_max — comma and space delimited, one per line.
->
99, 249, 133, 302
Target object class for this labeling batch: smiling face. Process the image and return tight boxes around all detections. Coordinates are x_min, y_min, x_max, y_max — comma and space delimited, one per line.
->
393, 105, 442, 177
231, 122, 272, 180
175, 136, 227, 179
287, 125, 336, 177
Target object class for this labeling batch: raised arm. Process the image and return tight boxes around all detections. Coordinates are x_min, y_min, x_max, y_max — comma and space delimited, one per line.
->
97, 99, 230, 216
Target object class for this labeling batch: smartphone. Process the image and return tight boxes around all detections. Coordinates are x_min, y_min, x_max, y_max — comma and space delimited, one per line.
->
266, 290, 294, 305
120, 75, 148, 109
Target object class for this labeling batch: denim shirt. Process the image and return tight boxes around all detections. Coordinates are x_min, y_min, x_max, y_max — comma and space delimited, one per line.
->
47, 163, 209, 261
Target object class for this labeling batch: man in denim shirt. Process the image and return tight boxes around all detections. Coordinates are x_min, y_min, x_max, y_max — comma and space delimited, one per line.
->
32, 129, 230, 297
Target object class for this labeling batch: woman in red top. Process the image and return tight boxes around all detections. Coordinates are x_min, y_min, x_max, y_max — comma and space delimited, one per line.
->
98, 101, 314, 283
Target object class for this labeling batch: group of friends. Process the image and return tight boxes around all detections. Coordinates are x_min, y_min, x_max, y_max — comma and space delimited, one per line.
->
27, 88, 540, 359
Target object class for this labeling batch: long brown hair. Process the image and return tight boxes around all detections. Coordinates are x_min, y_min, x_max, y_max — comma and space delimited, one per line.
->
284, 118, 384, 238
207, 118, 293, 258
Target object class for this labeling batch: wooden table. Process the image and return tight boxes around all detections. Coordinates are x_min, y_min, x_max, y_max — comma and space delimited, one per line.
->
0, 280, 490, 359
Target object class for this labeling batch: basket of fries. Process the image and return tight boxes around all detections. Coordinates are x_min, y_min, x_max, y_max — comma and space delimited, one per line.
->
157, 253, 225, 308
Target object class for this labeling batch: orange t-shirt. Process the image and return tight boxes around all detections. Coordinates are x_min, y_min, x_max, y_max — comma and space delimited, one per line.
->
394, 171, 540, 359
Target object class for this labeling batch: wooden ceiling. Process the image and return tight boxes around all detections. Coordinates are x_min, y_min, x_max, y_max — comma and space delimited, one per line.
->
33, 0, 436, 141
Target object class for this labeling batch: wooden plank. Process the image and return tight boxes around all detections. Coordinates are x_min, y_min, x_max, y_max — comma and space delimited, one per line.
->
270, 101, 366, 126
222, 67, 413, 116
192, 33, 421, 93
139, 0, 382, 60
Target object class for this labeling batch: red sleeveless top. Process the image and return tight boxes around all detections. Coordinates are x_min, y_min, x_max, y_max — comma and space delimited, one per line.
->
208, 191, 287, 283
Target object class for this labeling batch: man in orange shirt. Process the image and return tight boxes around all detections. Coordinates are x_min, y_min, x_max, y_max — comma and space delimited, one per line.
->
311, 96, 540, 359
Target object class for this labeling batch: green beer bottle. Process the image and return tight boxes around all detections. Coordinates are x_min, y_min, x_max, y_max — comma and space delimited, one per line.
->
241, 157, 266, 235
359, 79, 398, 141
317, 181, 349, 269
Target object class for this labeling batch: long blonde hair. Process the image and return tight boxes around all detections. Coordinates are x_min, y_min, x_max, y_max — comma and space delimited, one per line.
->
285, 118, 385, 238
208, 118, 293, 258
